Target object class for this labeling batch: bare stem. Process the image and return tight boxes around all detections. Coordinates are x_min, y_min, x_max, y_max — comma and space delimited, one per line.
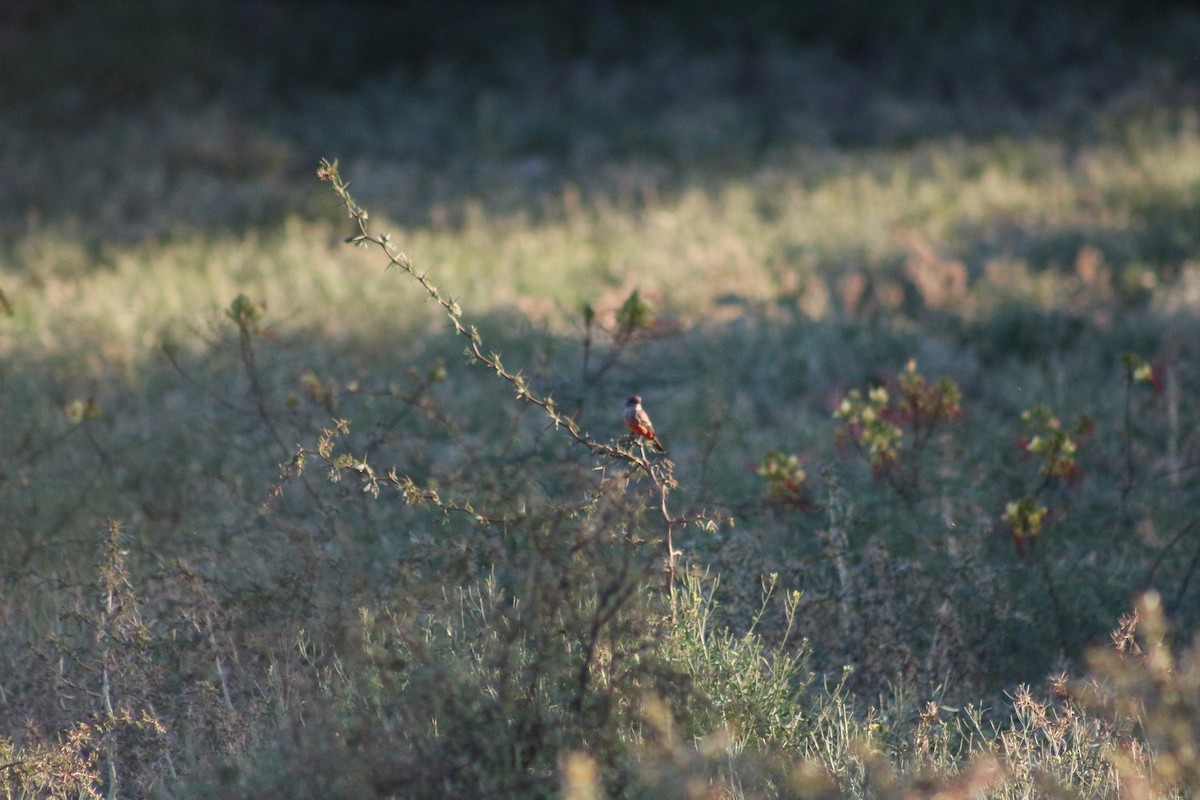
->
316, 159, 702, 584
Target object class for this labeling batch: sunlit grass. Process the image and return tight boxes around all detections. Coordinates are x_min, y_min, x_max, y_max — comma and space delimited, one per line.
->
5, 118, 1198, 372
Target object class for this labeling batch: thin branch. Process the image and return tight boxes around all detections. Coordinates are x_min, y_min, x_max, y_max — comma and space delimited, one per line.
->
318, 160, 652, 471
315, 160, 706, 591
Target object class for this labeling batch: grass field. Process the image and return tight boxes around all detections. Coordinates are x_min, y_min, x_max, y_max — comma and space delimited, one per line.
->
4, 1, 1200, 797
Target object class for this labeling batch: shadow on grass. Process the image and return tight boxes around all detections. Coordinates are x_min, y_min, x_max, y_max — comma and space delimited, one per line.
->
5, 278, 1199, 697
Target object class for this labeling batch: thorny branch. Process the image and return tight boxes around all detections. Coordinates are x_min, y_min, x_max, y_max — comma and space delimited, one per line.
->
316, 159, 716, 585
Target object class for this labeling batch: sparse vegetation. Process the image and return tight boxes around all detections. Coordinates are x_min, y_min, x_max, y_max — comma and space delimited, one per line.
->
3, 1, 1200, 796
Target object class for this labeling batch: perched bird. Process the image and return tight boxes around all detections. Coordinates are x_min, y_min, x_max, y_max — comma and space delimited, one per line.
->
622, 395, 666, 453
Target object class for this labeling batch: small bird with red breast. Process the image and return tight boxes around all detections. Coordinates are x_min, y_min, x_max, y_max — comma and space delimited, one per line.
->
622, 395, 666, 453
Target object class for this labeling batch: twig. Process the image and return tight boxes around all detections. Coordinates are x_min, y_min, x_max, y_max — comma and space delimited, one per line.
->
317, 160, 691, 585
318, 160, 650, 471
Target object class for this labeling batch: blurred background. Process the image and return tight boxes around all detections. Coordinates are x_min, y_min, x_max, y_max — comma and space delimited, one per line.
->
5, 0, 1198, 238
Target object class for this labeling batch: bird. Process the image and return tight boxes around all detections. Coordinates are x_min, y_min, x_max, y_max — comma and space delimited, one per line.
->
622, 395, 666, 453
